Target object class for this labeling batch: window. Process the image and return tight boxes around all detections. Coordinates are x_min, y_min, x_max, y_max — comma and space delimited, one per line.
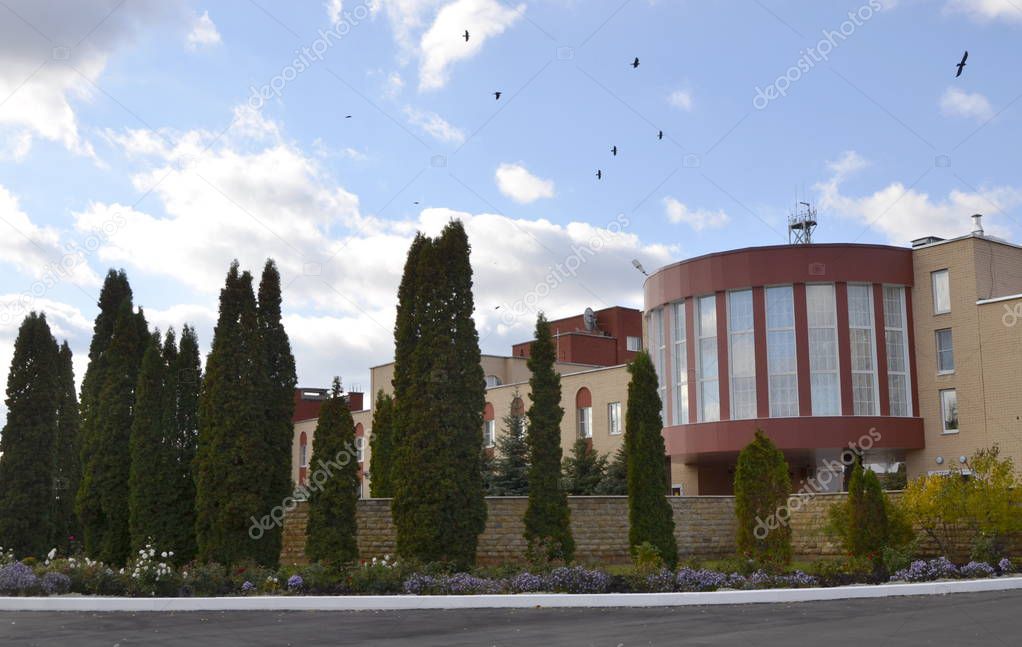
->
484, 375, 502, 388
884, 287, 912, 417
355, 435, 365, 462
299, 432, 308, 467
728, 290, 756, 419
649, 308, 667, 422
483, 403, 495, 447
672, 301, 688, 425
766, 285, 798, 417
807, 284, 840, 415
932, 269, 950, 314
576, 388, 593, 439
936, 328, 954, 373
626, 336, 642, 352
940, 389, 958, 433
608, 401, 622, 435
696, 294, 719, 422
848, 284, 879, 416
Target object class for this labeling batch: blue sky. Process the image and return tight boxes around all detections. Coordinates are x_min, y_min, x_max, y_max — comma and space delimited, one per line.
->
0, 0, 1019, 414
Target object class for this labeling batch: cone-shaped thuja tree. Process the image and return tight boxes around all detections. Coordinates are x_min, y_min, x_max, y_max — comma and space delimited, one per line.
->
52, 340, 81, 552
195, 262, 275, 565
523, 313, 574, 562
257, 259, 297, 564
734, 429, 792, 567
625, 351, 677, 568
391, 222, 487, 567
305, 377, 359, 565
128, 334, 168, 553
368, 390, 396, 497
167, 325, 201, 563
78, 300, 145, 564
0, 313, 60, 558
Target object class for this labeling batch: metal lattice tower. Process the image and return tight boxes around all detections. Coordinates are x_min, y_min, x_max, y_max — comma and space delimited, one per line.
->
788, 201, 817, 245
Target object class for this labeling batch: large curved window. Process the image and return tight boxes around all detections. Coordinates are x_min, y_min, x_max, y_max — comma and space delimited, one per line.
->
576, 388, 593, 439
807, 284, 840, 415
696, 295, 719, 422
884, 286, 912, 417
728, 290, 756, 420
672, 301, 688, 425
766, 285, 798, 417
649, 307, 667, 422
848, 284, 879, 416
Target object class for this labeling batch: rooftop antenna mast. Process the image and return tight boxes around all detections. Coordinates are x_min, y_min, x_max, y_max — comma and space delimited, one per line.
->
788, 198, 817, 245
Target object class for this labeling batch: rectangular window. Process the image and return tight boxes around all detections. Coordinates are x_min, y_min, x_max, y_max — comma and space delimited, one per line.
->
577, 406, 593, 439
483, 419, 495, 447
649, 307, 667, 422
932, 269, 950, 314
728, 290, 756, 420
848, 284, 879, 416
884, 286, 912, 417
608, 402, 622, 435
936, 328, 954, 373
299, 443, 308, 467
807, 284, 840, 415
626, 336, 642, 352
766, 285, 798, 417
696, 294, 719, 422
356, 436, 365, 462
940, 389, 958, 433
672, 301, 688, 425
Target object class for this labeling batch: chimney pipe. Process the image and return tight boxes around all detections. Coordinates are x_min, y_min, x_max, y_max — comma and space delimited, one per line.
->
972, 213, 984, 236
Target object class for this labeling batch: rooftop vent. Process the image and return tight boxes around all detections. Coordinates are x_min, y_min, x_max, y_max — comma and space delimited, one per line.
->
972, 213, 984, 236
911, 236, 945, 248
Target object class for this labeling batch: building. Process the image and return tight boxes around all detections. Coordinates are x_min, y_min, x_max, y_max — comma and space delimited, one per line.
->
645, 214, 1022, 494
292, 214, 1022, 497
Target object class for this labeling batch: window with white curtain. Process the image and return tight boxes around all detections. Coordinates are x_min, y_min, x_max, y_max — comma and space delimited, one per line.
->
848, 284, 879, 416
728, 290, 756, 419
608, 402, 622, 435
672, 301, 688, 425
807, 284, 840, 415
884, 286, 912, 417
649, 307, 667, 422
696, 295, 719, 422
766, 285, 798, 417
932, 269, 950, 314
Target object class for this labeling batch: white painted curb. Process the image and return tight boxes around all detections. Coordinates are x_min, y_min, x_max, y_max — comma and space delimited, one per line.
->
2, 576, 1022, 611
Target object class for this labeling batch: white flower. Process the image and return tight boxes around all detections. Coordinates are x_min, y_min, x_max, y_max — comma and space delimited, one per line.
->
168, 551, 174, 557
47, 548, 57, 561
161, 552, 167, 558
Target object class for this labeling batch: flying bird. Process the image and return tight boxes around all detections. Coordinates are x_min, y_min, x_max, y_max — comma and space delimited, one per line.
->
463, 30, 470, 42
657, 130, 663, 140
611, 145, 618, 156
631, 57, 639, 69
955, 50, 968, 78
595, 169, 603, 180
413, 201, 420, 205
493, 91, 501, 100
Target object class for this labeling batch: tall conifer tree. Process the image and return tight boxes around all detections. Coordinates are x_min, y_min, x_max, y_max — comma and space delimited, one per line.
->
523, 313, 574, 562
0, 313, 60, 558
128, 334, 168, 552
625, 351, 677, 568
305, 377, 359, 564
52, 341, 81, 552
168, 325, 200, 562
368, 391, 396, 498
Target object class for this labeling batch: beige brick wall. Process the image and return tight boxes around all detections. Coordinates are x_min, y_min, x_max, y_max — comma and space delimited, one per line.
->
909, 236, 1022, 477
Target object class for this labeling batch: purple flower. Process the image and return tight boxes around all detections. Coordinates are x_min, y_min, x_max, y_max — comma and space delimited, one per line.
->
40, 572, 71, 595
675, 568, 729, 592
402, 573, 502, 595
286, 574, 304, 591
891, 557, 960, 583
507, 572, 544, 594
543, 566, 611, 594
961, 561, 995, 579
998, 558, 1013, 574
0, 562, 38, 594
645, 569, 675, 592
241, 580, 255, 593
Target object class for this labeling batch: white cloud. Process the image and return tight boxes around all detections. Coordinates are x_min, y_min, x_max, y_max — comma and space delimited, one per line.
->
816, 150, 1022, 242
0, 0, 179, 159
944, 0, 1022, 22
663, 197, 730, 230
403, 105, 465, 143
384, 71, 405, 98
667, 89, 693, 111
495, 162, 555, 203
326, 0, 344, 24
940, 86, 994, 121
186, 10, 222, 50
418, 0, 524, 90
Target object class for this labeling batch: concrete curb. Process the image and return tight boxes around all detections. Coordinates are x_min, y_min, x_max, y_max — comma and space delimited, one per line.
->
2, 576, 1022, 611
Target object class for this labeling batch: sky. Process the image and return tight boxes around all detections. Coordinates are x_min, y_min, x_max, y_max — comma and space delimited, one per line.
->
0, 0, 1020, 419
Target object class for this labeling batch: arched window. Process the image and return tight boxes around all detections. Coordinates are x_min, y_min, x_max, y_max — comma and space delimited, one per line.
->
510, 396, 525, 417
576, 387, 592, 439
298, 431, 309, 486
482, 403, 495, 448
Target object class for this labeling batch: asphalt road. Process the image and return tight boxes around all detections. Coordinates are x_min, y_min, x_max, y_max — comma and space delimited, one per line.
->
2, 590, 1021, 646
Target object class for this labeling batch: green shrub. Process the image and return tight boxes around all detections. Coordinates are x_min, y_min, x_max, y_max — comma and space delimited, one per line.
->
181, 562, 231, 597
345, 555, 407, 595
630, 541, 664, 577
734, 430, 792, 568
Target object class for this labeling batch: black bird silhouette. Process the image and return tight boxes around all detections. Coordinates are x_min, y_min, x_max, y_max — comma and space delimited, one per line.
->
657, 130, 663, 140
611, 145, 618, 156
595, 169, 603, 180
463, 30, 470, 42
413, 201, 420, 205
955, 50, 968, 78
631, 57, 639, 69
345, 115, 352, 118
494, 91, 501, 100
